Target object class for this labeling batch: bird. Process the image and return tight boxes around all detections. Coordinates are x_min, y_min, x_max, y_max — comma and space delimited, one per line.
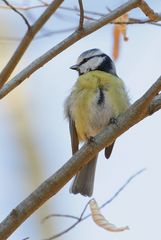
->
65, 48, 130, 197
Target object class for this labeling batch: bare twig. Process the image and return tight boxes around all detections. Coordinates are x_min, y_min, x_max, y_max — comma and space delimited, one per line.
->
78, 0, 84, 30
0, 74, 160, 239
0, 0, 142, 98
0, 1, 160, 37
139, 1, 161, 21
42, 214, 80, 222
42, 200, 91, 240
42, 169, 145, 240
2, 0, 30, 29
78, 13, 161, 25
61, 3, 161, 27
0, 27, 75, 43
99, 168, 146, 210
0, 3, 46, 10
0, 0, 64, 89
38, 0, 49, 7
0, 1, 160, 82
1, 15, 161, 44
126, 17, 161, 26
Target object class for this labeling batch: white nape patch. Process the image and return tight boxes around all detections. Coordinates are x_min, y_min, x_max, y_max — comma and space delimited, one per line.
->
79, 56, 106, 75
110, 61, 117, 75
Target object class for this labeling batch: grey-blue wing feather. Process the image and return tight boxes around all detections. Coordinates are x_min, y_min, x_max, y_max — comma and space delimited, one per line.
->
69, 116, 79, 155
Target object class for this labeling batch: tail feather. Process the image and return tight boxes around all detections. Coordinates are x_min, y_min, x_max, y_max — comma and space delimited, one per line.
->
70, 155, 98, 197
105, 142, 115, 159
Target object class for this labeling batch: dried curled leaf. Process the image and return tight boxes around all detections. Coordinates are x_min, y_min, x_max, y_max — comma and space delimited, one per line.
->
112, 13, 129, 60
89, 199, 129, 232
114, 13, 129, 41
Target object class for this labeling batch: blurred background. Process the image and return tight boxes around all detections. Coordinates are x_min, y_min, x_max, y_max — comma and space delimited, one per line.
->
0, 0, 161, 239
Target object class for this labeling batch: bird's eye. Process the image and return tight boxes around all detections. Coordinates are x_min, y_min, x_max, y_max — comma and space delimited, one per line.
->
81, 58, 88, 65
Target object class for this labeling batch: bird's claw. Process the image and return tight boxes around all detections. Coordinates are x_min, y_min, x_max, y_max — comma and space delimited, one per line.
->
88, 136, 95, 143
109, 117, 118, 126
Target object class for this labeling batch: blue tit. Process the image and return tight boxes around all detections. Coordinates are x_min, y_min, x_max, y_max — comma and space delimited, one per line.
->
65, 48, 130, 197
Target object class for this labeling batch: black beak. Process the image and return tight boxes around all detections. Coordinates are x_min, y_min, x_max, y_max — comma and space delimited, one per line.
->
70, 64, 79, 71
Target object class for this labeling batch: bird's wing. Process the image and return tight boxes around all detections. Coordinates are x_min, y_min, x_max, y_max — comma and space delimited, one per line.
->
69, 116, 79, 155
104, 141, 115, 159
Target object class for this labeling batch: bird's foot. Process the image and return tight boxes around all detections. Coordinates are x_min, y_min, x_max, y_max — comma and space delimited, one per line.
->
88, 136, 95, 143
109, 117, 118, 126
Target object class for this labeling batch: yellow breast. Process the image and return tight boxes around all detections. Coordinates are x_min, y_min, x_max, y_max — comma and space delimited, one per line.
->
69, 71, 130, 141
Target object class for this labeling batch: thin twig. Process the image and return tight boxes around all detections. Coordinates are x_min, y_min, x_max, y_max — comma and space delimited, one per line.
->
2, 0, 30, 29
42, 200, 91, 240
42, 214, 80, 223
139, 1, 161, 21
0, 3, 45, 10
60, 4, 161, 24
43, 220, 79, 240
0, 0, 64, 89
42, 169, 145, 240
1, 1, 161, 24
1, 14, 161, 43
38, 0, 49, 7
100, 168, 146, 209
1, 1, 159, 26
78, 0, 84, 30
127, 17, 161, 26
61, 5, 105, 17
0, 18, 160, 45
0, 27, 75, 42
79, 200, 91, 219
0, 0, 142, 97
83, 168, 146, 220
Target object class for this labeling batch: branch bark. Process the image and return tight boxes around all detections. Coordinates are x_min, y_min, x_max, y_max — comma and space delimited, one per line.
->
139, 1, 161, 21
0, 1, 160, 239
0, 76, 160, 240
0, 0, 64, 89
0, 0, 142, 99
78, 0, 84, 30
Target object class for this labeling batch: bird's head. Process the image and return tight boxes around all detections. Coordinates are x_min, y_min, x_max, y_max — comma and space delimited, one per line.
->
70, 48, 116, 76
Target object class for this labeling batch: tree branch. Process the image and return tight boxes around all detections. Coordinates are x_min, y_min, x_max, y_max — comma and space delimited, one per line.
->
0, 75, 160, 240
78, 0, 84, 30
0, 0, 64, 89
0, 0, 142, 99
149, 93, 161, 114
139, 1, 161, 21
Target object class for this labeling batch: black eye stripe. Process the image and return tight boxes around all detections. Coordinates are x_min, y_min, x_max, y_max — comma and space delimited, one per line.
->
79, 54, 106, 66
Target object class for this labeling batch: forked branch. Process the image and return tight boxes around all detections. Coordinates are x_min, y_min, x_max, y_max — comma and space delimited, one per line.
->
139, 1, 161, 21
0, 0, 64, 89
0, 0, 142, 99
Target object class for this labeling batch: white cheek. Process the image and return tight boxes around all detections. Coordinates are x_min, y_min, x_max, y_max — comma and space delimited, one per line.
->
79, 57, 105, 74
79, 64, 89, 74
